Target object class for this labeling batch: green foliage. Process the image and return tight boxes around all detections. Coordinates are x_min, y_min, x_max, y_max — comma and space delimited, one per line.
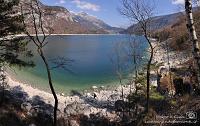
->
135, 74, 146, 86
169, 99, 177, 106
0, 0, 33, 67
149, 86, 165, 100
150, 91, 165, 100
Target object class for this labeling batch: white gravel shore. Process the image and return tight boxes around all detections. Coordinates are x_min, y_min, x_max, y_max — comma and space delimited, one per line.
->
5, 38, 191, 119
6, 74, 135, 118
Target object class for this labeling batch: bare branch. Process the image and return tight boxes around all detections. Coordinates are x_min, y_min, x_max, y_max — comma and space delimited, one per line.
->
120, 0, 155, 113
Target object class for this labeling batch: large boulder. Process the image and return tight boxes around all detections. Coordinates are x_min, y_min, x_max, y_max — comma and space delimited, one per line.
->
158, 75, 171, 95
173, 78, 191, 95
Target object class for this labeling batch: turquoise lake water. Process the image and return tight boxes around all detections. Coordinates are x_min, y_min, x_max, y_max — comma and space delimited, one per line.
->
9, 35, 147, 94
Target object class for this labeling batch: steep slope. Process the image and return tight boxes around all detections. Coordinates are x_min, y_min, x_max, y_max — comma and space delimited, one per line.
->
20, 0, 123, 34
152, 8, 200, 51
72, 12, 123, 33
122, 12, 183, 34
20, 0, 89, 34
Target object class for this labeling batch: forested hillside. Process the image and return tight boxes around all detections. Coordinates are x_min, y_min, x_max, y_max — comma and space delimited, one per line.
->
153, 8, 200, 51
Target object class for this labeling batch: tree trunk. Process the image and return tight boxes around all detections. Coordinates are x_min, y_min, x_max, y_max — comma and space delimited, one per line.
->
0, 65, 6, 105
145, 36, 154, 113
166, 40, 173, 93
185, 0, 200, 86
39, 49, 58, 126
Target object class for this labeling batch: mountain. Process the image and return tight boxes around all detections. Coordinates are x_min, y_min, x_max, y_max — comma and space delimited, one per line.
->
20, 0, 123, 34
155, 7, 200, 51
71, 12, 123, 33
122, 7, 200, 34
122, 12, 183, 34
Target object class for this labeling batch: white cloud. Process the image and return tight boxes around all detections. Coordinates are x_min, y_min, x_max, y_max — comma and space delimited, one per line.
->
172, 0, 185, 5
72, 0, 100, 11
56, 0, 66, 4
198, 1, 200, 6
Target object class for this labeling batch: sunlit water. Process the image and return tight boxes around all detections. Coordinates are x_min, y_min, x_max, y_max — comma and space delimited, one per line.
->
9, 35, 147, 94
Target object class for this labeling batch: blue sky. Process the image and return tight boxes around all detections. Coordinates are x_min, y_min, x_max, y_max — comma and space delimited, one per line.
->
40, 0, 185, 28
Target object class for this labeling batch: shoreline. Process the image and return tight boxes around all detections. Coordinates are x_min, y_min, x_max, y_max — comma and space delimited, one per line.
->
14, 33, 125, 37
6, 72, 135, 118
151, 40, 192, 67
4, 42, 149, 118
4, 38, 191, 118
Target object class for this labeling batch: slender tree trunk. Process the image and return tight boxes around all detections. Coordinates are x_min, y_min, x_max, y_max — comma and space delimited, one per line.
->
0, 66, 4, 104
133, 41, 139, 115
0, 65, 6, 105
185, 0, 200, 86
145, 36, 154, 113
134, 49, 138, 79
39, 49, 58, 126
21, 1, 59, 124
166, 41, 173, 93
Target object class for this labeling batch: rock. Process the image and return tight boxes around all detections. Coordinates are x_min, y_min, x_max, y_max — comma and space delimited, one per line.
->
111, 111, 115, 114
21, 102, 32, 112
159, 67, 168, 76
110, 94, 119, 100
69, 120, 79, 126
92, 86, 98, 89
150, 80, 157, 87
61, 93, 65, 96
21, 113, 26, 119
64, 107, 77, 115
29, 124, 36, 126
64, 102, 85, 115
100, 86, 105, 89
27, 112, 32, 116
86, 93, 91, 97
96, 112, 104, 118
93, 92, 97, 99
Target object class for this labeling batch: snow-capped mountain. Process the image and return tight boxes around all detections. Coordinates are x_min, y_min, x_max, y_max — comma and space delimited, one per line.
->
71, 12, 123, 33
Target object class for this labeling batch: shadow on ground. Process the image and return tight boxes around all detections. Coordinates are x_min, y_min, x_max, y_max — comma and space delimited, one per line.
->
0, 86, 54, 126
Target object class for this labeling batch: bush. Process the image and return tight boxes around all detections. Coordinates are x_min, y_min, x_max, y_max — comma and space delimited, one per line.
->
150, 91, 165, 101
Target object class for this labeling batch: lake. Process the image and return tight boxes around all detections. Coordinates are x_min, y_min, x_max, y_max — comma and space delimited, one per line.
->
9, 35, 147, 94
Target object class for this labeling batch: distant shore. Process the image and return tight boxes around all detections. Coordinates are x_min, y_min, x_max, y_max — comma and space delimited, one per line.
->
14, 33, 124, 37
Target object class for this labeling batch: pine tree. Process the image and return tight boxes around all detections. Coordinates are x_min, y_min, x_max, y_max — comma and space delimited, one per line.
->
0, 0, 33, 103
0, 0, 33, 66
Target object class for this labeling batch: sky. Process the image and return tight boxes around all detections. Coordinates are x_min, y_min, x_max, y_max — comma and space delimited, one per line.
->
40, 0, 185, 28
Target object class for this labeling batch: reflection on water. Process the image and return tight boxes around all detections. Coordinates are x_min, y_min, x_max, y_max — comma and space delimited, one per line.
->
10, 35, 147, 93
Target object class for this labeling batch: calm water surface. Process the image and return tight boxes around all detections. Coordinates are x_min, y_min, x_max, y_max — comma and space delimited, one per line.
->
10, 35, 147, 93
